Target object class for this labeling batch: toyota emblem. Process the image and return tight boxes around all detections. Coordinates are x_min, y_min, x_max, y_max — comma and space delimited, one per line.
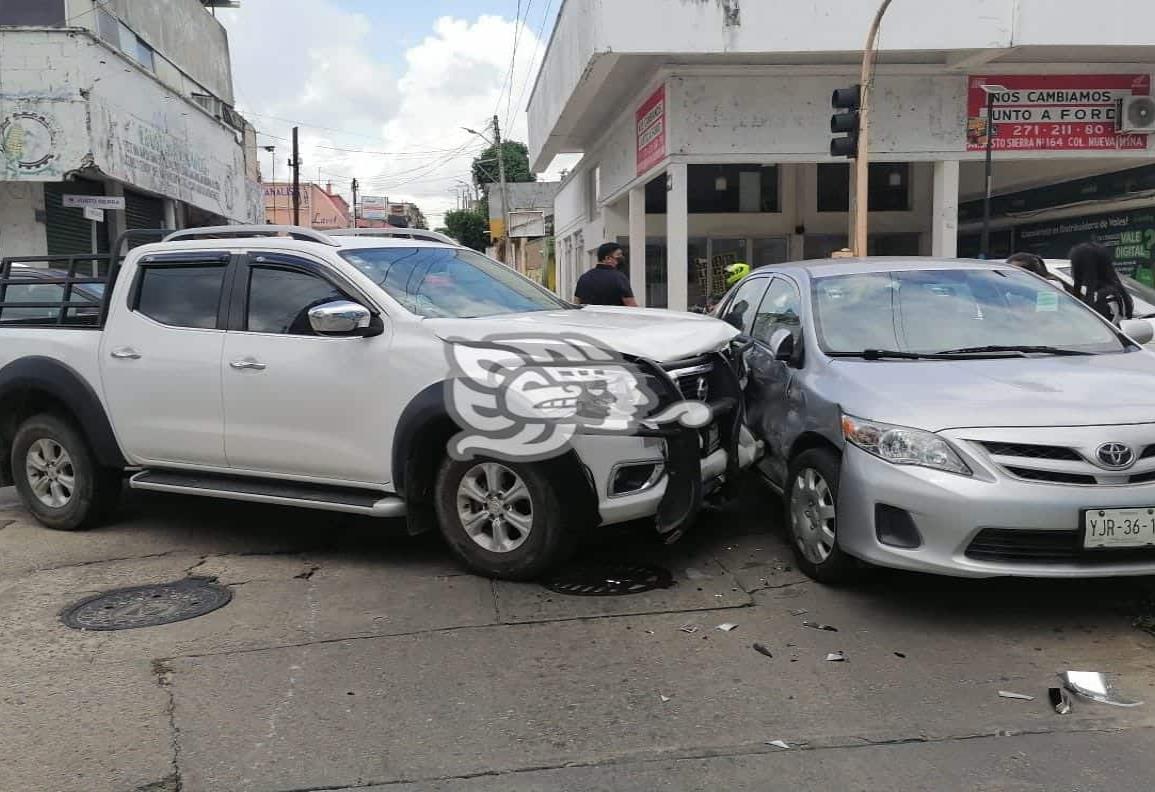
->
1095, 442, 1136, 470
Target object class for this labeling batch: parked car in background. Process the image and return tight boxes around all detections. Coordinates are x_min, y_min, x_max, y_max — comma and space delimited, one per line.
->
1043, 258, 1155, 346
716, 257, 1155, 583
328, 228, 457, 245
0, 264, 105, 324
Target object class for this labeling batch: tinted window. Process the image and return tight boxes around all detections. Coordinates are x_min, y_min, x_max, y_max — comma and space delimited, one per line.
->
247, 267, 345, 335
751, 278, 802, 346
341, 247, 566, 318
813, 268, 1124, 355
136, 265, 226, 329
817, 163, 911, 213
720, 278, 770, 334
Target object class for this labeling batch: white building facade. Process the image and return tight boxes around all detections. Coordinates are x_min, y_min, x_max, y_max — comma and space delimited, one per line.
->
529, 0, 1155, 310
0, 0, 262, 260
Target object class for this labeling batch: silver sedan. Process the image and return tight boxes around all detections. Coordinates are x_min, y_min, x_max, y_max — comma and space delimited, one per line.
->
718, 258, 1155, 582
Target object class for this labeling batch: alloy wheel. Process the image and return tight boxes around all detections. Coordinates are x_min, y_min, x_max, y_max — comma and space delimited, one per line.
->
456, 462, 534, 553
790, 467, 837, 564
26, 438, 76, 509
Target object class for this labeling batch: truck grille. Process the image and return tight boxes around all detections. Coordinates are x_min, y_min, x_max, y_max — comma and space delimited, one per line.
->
664, 361, 714, 404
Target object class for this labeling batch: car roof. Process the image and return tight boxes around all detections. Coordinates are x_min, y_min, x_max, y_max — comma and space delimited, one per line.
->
764, 257, 1015, 278
130, 235, 463, 257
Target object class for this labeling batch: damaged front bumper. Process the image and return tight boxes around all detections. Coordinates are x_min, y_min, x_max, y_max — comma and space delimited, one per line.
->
571, 348, 761, 538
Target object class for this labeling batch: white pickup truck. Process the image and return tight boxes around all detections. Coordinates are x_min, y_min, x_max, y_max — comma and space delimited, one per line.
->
0, 227, 756, 579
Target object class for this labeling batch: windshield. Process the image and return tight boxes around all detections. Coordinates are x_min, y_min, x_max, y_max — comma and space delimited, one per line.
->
340, 247, 567, 318
813, 268, 1125, 356
1057, 265, 1155, 317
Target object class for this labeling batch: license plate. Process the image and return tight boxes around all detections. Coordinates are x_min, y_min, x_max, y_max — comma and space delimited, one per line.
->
1083, 508, 1155, 549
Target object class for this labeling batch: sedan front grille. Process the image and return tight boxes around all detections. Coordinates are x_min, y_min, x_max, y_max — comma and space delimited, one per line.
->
967, 528, 1155, 564
979, 442, 1081, 461
1004, 467, 1098, 486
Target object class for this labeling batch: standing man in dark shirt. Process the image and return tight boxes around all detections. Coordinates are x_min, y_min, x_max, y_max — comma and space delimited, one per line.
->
575, 243, 639, 306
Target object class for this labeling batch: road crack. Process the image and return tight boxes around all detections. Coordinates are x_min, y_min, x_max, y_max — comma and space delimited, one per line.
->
151, 659, 184, 792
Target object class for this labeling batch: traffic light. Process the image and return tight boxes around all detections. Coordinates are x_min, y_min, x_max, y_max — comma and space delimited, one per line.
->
830, 85, 861, 159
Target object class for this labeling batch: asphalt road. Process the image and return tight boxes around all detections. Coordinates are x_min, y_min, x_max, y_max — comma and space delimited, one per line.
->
2, 481, 1155, 792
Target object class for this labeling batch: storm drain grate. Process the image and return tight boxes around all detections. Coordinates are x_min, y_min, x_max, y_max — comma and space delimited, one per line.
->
60, 578, 232, 631
542, 563, 674, 596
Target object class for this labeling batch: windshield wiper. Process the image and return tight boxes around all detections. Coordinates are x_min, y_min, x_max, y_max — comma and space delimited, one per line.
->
936, 344, 1091, 357
830, 349, 949, 360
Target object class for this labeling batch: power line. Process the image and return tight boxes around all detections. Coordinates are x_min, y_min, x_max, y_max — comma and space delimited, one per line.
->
504, 0, 536, 132
256, 129, 479, 159
493, 0, 524, 123
511, 0, 557, 123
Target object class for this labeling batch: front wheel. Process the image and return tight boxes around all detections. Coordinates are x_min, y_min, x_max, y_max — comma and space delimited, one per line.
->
786, 448, 859, 584
11, 413, 121, 532
435, 457, 578, 580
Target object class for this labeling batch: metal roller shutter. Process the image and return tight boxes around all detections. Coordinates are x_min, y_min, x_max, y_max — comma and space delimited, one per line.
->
124, 189, 166, 231
44, 181, 109, 256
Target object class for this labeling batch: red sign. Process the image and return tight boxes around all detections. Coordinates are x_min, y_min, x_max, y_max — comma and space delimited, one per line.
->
636, 85, 667, 176
967, 75, 1151, 152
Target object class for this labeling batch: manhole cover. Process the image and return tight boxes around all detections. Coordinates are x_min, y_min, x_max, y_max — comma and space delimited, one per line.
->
542, 563, 674, 596
60, 578, 232, 631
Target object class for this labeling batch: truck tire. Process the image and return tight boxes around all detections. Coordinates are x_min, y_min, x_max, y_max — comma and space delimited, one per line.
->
11, 413, 121, 532
435, 456, 578, 580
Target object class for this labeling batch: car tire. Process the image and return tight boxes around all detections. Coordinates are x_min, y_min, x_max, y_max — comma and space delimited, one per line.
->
435, 456, 577, 580
11, 413, 121, 532
786, 447, 859, 584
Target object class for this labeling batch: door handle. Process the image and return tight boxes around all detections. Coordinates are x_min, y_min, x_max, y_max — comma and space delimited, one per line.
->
230, 358, 267, 371
110, 348, 141, 360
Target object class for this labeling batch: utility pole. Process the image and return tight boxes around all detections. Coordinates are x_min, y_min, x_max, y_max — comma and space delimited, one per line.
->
851, 0, 894, 257
492, 114, 510, 265
290, 126, 302, 226
351, 178, 359, 229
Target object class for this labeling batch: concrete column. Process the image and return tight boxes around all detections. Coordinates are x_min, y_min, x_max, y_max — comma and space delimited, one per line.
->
628, 185, 647, 307
932, 160, 960, 258
163, 199, 178, 231
666, 163, 689, 312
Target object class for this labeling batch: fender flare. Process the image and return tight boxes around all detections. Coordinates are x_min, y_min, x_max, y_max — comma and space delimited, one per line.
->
390, 382, 600, 527
0, 356, 127, 471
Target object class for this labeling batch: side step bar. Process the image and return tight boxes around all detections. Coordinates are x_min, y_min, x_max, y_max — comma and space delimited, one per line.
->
129, 470, 407, 517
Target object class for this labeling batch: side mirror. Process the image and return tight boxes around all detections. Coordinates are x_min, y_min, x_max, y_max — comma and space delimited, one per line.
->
1120, 318, 1155, 345
308, 300, 379, 337
769, 328, 795, 362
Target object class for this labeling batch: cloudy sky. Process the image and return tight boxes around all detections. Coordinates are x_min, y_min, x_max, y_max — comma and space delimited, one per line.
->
216, 0, 573, 228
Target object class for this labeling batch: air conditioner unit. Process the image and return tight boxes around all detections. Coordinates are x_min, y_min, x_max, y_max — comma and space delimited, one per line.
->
1118, 95, 1155, 134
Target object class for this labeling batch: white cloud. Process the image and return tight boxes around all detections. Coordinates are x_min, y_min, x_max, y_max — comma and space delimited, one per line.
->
219, 5, 572, 229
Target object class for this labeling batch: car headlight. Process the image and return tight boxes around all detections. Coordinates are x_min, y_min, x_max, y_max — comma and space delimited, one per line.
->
841, 414, 971, 476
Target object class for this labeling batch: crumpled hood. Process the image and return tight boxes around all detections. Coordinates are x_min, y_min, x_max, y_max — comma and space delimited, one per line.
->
426, 307, 738, 362
828, 351, 1155, 430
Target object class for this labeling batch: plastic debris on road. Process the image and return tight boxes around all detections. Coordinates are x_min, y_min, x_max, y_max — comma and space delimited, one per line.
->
679, 623, 701, 634
998, 690, 1035, 701
803, 621, 838, 632
716, 623, 739, 632
894, 652, 907, 659
753, 643, 774, 658
660, 694, 671, 703
825, 651, 847, 662
766, 740, 791, 750
1060, 671, 1144, 708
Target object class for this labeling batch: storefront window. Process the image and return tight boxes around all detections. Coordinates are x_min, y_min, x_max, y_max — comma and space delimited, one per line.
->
753, 237, 789, 268
687, 165, 779, 213
817, 163, 912, 213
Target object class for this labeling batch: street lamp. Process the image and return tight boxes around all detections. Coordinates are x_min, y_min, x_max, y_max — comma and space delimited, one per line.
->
979, 84, 1008, 260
